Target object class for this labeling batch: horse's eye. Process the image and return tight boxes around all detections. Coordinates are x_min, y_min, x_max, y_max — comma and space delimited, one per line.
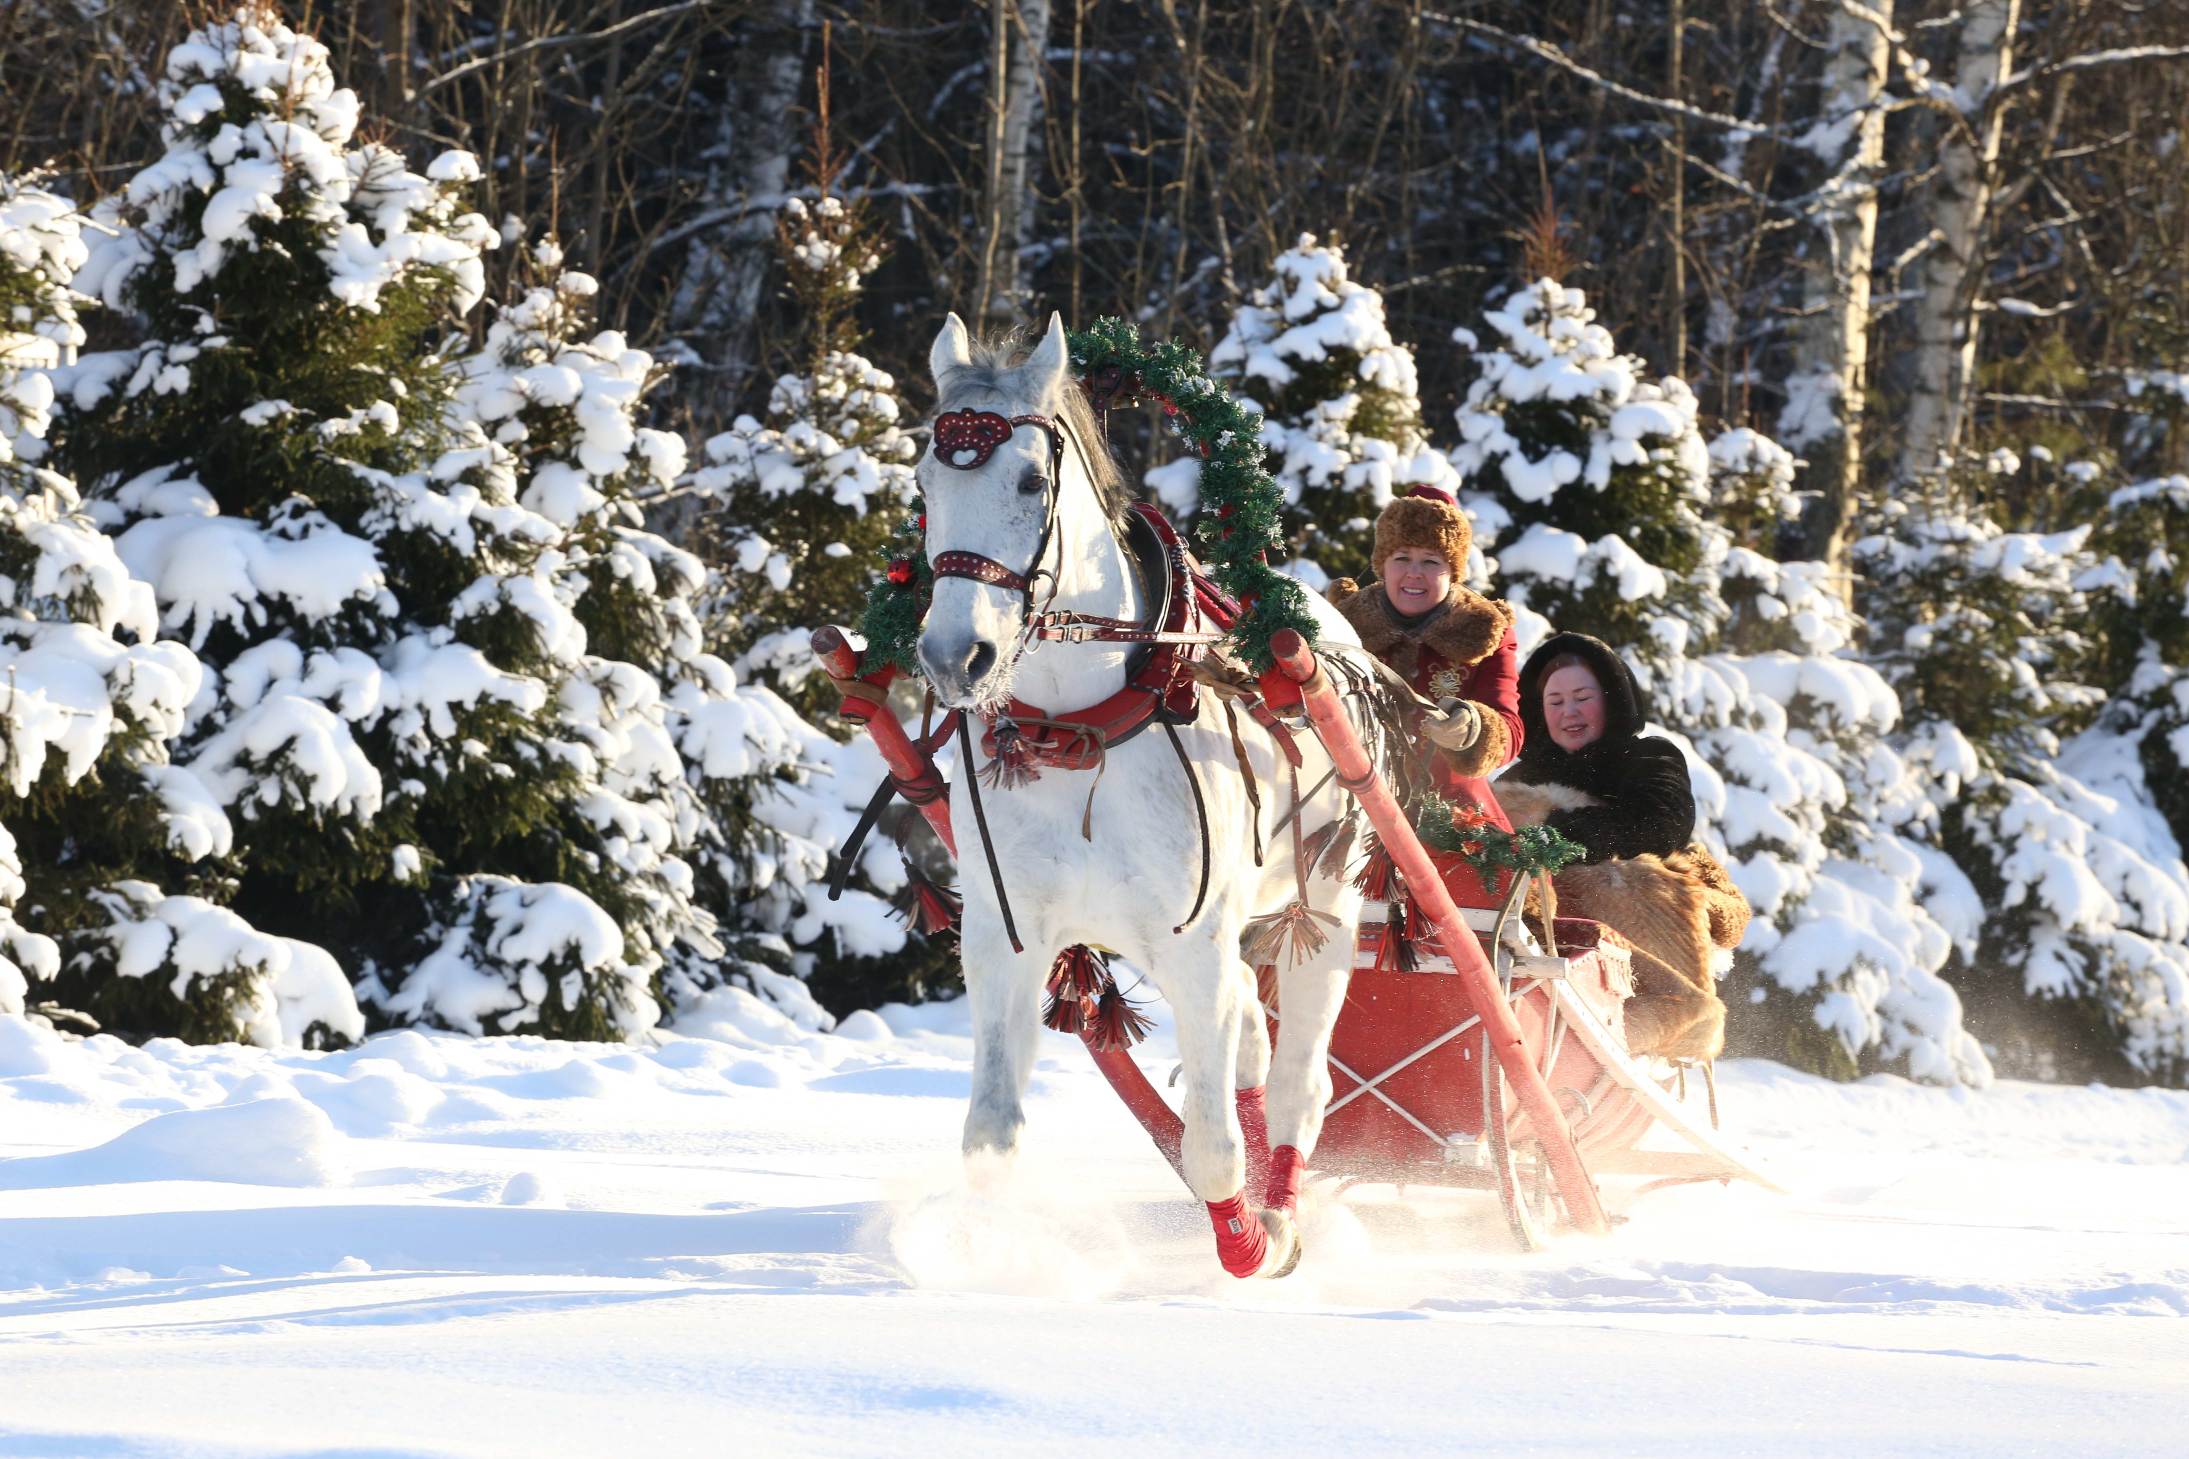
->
1018, 467, 1047, 496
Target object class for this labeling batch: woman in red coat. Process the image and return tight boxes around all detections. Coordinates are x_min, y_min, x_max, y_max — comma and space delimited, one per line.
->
1322, 485, 1524, 793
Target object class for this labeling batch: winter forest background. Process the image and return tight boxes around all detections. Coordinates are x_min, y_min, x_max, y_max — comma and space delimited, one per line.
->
2, 0, 2187, 1091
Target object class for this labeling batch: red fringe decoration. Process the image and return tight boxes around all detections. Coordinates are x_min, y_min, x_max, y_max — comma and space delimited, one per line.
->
1351, 834, 1399, 902
1043, 945, 1106, 1036
1373, 903, 1419, 972
1039, 945, 1151, 1048
1241, 899, 1339, 969
1254, 961, 1281, 1013
1298, 820, 1341, 879
1313, 817, 1357, 884
980, 720, 1041, 789
888, 860, 962, 938
1086, 987, 1154, 1050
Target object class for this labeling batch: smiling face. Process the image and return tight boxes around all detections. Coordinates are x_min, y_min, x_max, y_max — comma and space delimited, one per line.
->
1383, 546, 1453, 615
1541, 663, 1609, 753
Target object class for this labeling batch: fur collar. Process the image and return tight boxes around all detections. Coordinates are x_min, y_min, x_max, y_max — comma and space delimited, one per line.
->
1326, 577, 1513, 669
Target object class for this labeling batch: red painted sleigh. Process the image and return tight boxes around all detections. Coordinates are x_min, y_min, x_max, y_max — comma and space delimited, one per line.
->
816, 625, 1777, 1250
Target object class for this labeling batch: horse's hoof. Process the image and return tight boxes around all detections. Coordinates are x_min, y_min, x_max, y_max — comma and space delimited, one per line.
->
1258, 1208, 1302, 1279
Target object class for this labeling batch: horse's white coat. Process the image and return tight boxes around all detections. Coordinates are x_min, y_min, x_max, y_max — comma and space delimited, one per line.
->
916, 313, 1366, 1273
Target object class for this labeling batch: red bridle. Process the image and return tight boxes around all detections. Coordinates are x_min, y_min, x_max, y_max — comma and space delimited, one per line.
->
926, 408, 1069, 604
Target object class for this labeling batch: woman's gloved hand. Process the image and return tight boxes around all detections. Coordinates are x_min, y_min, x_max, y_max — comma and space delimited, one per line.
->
1422, 696, 1482, 752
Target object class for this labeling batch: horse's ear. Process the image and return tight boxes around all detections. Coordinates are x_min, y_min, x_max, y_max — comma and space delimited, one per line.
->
1024, 311, 1070, 395
929, 312, 973, 388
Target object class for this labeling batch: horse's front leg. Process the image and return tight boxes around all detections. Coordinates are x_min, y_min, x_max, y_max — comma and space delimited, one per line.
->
1168, 936, 1296, 1279
959, 920, 1051, 1167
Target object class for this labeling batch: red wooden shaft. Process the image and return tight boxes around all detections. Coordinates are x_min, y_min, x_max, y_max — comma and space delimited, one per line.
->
1084, 1042, 1187, 1181
811, 627, 957, 856
1264, 630, 1610, 1236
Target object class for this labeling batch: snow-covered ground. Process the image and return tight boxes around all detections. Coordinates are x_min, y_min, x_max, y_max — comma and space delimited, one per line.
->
2, 998, 2185, 1458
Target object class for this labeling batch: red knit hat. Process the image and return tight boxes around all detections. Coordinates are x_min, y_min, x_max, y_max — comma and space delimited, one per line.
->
1372, 484, 1472, 578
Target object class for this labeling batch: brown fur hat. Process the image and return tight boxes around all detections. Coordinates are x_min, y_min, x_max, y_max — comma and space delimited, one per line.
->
1373, 485, 1473, 577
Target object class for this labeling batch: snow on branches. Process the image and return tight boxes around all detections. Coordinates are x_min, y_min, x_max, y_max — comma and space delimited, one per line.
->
1206, 234, 1460, 583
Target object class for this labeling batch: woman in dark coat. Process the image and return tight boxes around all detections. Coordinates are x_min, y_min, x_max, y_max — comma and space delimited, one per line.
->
1501, 632, 1694, 862
1498, 632, 1748, 1061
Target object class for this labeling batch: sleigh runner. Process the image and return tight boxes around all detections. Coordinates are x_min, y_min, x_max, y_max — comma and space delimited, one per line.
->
816, 619, 1777, 1252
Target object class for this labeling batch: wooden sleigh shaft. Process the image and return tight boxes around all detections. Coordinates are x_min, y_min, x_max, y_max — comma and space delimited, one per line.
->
811, 626, 1189, 1182
1256, 631, 1612, 1237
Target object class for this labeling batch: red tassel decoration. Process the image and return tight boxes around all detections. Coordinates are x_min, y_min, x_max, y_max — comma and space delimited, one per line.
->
1298, 820, 1342, 879
1042, 944, 1110, 1035
1374, 902, 1419, 972
1044, 989, 1088, 1037
1351, 833, 1399, 902
1254, 962, 1282, 1013
889, 860, 962, 937
1312, 817, 1357, 884
1086, 987, 1154, 1050
980, 719, 1041, 789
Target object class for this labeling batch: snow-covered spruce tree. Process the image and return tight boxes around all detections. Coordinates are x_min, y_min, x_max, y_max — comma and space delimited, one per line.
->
46, 11, 732, 1043
1454, 278, 1989, 1082
675, 155, 945, 1014
434, 238, 869, 1031
1855, 462, 2189, 1084
2089, 447, 2189, 860
685, 188, 915, 709
1452, 278, 1718, 662
0, 171, 362, 1045
1199, 234, 1459, 585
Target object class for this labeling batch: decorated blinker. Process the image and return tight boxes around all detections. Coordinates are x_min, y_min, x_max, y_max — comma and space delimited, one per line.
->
931, 409, 1017, 470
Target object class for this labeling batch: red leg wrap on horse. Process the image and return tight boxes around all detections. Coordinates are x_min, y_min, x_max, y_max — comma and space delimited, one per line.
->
1265, 1145, 1305, 1214
1206, 1194, 1269, 1278
1235, 1086, 1270, 1196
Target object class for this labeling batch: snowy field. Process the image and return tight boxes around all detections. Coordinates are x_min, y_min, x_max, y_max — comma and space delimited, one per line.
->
2, 998, 2185, 1459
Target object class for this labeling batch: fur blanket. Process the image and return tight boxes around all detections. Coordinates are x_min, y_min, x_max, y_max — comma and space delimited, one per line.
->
1496, 780, 1750, 1061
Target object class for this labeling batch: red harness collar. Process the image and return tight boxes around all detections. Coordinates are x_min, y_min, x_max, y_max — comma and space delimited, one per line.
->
980, 505, 1233, 777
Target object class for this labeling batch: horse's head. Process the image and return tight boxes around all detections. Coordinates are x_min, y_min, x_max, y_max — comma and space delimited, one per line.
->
916, 310, 1076, 709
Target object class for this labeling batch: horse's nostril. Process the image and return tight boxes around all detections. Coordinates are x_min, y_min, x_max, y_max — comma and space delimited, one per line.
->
963, 640, 997, 682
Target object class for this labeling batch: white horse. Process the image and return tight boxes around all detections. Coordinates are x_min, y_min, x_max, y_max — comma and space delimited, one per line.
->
915, 311, 1367, 1278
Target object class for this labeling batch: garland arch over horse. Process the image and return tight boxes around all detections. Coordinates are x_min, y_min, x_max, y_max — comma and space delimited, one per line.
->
866, 311, 1391, 1278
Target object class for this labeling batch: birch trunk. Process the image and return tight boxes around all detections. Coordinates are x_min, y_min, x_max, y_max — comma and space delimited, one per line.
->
1898, 0, 2021, 482
1784, 0, 1891, 589
669, 0, 809, 415
979, 0, 1052, 326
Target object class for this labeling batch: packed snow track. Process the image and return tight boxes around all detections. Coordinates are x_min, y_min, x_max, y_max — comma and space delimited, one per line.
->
2, 1000, 2184, 1458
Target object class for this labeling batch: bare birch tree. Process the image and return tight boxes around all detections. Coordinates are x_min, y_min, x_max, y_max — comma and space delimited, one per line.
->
1898, 0, 2023, 482
1784, 0, 1894, 585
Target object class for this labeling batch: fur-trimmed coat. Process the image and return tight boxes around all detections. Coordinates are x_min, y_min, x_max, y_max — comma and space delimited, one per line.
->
1325, 577, 1523, 783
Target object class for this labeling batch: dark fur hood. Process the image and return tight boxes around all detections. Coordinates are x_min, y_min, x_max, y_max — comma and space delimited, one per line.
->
1515, 630, 1647, 752
1325, 577, 1514, 670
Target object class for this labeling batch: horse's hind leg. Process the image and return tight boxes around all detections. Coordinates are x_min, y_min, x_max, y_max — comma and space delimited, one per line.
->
960, 926, 1048, 1168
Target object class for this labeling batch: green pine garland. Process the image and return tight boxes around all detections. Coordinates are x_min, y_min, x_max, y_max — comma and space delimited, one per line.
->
858, 318, 1320, 676
859, 498, 931, 676
1415, 794, 1588, 880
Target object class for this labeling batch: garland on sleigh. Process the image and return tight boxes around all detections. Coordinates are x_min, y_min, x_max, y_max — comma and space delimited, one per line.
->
1414, 796, 1588, 880
858, 317, 1321, 676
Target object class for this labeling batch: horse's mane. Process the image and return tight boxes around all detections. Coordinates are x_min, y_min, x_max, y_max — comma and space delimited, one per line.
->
937, 329, 1132, 529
